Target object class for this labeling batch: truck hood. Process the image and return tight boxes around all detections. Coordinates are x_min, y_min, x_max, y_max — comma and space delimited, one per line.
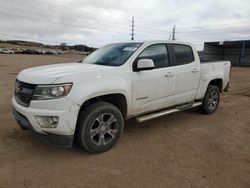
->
17, 62, 113, 84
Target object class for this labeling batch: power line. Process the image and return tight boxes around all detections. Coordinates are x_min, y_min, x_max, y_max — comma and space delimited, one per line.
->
2, 0, 250, 33
1, 8, 249, 42
1, 1, 250, 45
0, 12, 130, 36
0, 0, 179, 35
0, 0, 130, 31
1, 1, 249, 38
2, 31, 248, 49
0, 11, 172, 39
4, 0, 247, 34
0, 1, 170, 34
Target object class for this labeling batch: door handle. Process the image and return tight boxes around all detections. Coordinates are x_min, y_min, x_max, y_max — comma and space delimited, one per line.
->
165, 72, 174, 77
192, 69, 199, 73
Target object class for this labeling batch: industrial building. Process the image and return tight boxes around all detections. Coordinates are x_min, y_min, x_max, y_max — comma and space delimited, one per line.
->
203, 40, 250, 66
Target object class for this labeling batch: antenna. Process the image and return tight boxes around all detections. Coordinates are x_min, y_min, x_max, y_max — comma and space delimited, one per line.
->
131, 16, 135, 41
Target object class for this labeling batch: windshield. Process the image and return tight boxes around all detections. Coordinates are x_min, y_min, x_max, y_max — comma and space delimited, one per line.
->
82, 43, 142, 66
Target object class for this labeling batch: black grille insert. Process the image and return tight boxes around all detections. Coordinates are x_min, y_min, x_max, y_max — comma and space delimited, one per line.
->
15, 80, 36, 107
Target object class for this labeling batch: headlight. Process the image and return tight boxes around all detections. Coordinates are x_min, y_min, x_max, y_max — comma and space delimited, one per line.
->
32, 83, 72, 100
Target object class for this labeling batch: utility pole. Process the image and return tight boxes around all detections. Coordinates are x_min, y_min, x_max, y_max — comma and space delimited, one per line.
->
172, 25, 176, 41
131, 16, 135, 41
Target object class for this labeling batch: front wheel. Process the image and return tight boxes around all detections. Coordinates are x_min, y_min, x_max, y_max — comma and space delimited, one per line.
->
77, 102, 124, 153
199, 85, 220, 114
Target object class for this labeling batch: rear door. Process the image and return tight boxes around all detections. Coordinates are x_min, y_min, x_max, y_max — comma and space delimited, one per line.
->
132, 43, 176, 114
171, 44, 200, 103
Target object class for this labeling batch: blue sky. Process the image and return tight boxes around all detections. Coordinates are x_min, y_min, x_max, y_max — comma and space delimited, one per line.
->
0, 0, 249, 50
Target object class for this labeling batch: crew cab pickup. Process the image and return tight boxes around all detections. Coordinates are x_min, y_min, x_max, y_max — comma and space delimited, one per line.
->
12, 41, 231, 153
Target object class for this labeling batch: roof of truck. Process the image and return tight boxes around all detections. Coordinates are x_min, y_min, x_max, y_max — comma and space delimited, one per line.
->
109, 40, 193, 46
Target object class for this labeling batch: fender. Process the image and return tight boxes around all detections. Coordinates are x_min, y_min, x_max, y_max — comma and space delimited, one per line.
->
54, 69, 132, 115
196, 63, 225, 100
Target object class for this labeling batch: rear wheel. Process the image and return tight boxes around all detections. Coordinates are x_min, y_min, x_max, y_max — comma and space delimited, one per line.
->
199, 85, 220, 114
77, 102, 124, 153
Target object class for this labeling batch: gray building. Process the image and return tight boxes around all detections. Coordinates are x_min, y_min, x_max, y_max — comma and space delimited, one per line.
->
203, 40, 250, 66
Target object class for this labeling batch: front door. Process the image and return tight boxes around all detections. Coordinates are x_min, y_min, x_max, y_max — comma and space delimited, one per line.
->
132, 44, 176, 114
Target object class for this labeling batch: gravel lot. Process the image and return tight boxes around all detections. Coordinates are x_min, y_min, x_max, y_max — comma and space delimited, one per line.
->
0, 54, 250, 188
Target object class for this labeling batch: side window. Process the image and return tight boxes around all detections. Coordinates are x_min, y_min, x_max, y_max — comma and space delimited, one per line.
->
173, 44, 194, 65
138, 44, 170, 69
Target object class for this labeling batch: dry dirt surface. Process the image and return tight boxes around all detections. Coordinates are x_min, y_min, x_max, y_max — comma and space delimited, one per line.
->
0, 54, 250, 188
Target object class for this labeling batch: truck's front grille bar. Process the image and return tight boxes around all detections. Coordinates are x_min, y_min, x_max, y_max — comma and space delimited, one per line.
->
15, 80, 36, 107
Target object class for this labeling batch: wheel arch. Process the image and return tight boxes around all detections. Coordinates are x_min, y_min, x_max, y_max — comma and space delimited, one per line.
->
74, 93, 127, 143
78, 93, 128, 119
208, 78, 223, 92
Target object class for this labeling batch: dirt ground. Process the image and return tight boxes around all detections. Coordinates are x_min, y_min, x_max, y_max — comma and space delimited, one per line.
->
0, 54, 250, 188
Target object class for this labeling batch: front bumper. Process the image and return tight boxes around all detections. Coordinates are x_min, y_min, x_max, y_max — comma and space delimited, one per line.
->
11, 97, 80, 147
13, 108, 73, 147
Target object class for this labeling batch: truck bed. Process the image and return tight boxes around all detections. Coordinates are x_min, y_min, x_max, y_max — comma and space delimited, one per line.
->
200, 60, 228, 64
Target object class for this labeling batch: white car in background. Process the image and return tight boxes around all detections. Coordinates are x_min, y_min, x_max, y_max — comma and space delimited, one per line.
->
1, 48, 14, 54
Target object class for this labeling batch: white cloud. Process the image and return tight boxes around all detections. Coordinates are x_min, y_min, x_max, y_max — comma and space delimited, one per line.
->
0, 0, 249, 50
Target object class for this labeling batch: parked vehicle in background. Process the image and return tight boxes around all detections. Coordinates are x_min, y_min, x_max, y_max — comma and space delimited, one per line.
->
1, 48, 14, 54
14, 48, 23, 54
12, 40, 231, 153
45, 50, 54, 54
0, 47, 64, 55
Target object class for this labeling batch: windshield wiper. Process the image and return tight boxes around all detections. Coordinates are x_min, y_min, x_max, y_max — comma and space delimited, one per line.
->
94, 61, 108, 65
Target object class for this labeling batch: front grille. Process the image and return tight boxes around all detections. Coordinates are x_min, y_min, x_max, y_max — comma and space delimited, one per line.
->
15, 80, 36, 107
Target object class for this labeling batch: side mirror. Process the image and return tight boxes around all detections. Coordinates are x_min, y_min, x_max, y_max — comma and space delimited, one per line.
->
136, 59, 155, 71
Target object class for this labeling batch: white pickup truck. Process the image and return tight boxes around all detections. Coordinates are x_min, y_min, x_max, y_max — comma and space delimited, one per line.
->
12, 41, 231, 153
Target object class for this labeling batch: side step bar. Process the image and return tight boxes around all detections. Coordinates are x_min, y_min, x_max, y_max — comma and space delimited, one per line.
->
136, 102, 202, 123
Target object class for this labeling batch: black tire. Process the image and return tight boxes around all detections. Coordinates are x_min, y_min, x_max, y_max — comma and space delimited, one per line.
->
76, 102, 124, 153
199, 85, 220, 114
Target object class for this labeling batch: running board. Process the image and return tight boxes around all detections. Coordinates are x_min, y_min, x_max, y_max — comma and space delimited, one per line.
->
136, 102, 202, 123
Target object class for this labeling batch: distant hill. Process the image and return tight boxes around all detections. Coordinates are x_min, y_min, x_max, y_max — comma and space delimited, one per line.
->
0, 40, 96, 52
0, 40, 44, 47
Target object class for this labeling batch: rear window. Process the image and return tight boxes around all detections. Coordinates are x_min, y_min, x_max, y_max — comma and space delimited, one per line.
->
173, 44, 194, 65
